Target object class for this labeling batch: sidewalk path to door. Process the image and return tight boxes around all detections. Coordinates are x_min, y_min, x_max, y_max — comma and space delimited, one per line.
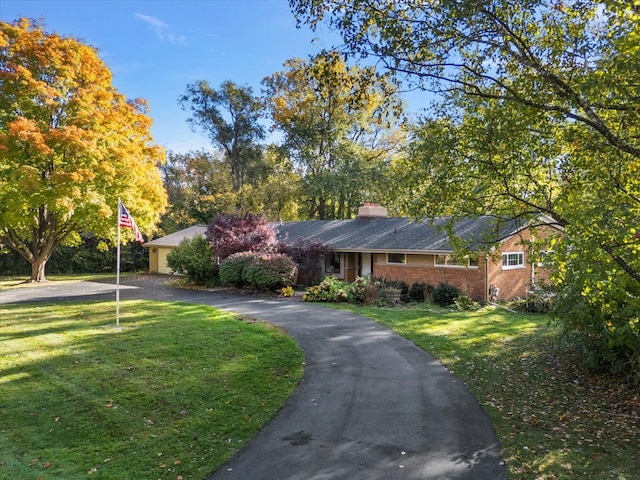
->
0, 275, 506, 480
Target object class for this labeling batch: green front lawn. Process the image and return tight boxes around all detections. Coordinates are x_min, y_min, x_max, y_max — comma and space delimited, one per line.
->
335, 303, 639, 479
0, 274, 124, 289
0, 300, 303, 479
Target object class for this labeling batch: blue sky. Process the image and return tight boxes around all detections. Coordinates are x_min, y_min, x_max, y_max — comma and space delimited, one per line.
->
1, 0, 357, 153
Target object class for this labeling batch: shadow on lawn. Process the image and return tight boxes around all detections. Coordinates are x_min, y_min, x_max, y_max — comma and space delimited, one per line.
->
0, 300, 300, 478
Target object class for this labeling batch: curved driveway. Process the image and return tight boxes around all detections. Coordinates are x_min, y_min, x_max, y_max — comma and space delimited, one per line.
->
0, 276, 506, 480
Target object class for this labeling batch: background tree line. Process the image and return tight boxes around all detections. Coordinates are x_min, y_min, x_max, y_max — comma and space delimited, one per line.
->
1, 19, 407, 278
162, 50, 407, 232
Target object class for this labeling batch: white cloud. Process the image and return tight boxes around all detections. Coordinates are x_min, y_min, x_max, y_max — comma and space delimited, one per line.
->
134, 12, 188, 46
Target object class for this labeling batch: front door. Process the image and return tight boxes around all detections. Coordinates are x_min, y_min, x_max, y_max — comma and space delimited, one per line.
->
360, 253, 372, 277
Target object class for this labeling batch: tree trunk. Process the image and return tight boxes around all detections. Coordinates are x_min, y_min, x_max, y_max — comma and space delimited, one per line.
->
4, 220, 57, 283
30, 255, 48, 282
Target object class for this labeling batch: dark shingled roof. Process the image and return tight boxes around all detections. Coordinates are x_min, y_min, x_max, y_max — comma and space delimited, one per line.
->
275, 216, 529, 253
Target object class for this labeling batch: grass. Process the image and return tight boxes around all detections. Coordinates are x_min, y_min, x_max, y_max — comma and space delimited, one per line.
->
0, 273, 125, 289
333, 303, 640, 480
0, 300, 303, 479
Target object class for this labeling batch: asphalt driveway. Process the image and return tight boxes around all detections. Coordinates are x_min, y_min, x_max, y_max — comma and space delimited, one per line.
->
0, 276, 506, 480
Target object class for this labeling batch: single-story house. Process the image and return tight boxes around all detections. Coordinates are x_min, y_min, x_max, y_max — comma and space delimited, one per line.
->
144, 204, 562, 302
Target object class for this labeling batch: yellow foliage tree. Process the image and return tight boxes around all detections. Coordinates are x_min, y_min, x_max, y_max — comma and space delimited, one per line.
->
0, 18, 167, 281
262, 51, 405, 219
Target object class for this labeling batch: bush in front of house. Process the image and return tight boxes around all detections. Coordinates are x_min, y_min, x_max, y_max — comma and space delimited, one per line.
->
351, 276, 381, 304
408, 282, 430, 302
302, 276, 352, 302
241, 253, 298, 290
166, 235, 216, 285
304, 276, 418, 305
277, 239, 330, 286
219, 251, 256, 287
453, 294, 481, 311
220, 251, 297, 291
432, 282, 461, 307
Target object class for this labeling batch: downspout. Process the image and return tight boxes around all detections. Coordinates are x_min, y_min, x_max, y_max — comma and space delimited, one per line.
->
484, 253, 489, 304
530, 233, 536, 286
531, 260, 536, 286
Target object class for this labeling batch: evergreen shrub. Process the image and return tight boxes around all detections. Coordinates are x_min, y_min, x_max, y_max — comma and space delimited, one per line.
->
219, 252, 256, 287
408, 282, 429, 302
432, 282, 461, 307
241, 253, 298, 290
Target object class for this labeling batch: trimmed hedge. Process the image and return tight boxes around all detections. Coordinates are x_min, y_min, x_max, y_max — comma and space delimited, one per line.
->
242, 253, 298, 290
219, 252, 256, 287
220, 252, 297, 291
408, 282, 431, 302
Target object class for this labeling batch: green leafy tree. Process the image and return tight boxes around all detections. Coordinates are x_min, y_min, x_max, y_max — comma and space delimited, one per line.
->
159, 150, 235, 232
292, 0, 640, 375
179, 80, 266, 191
159, 146, 303, 230
263, 50, 405, 219
0, 18, 167, 282
247, 145, 304, 221
291, 0, 639, 277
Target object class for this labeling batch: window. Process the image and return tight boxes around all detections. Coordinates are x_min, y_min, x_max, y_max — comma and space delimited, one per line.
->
435, 254, 478, 268
325, 253, 341, 274
387, 253, 406, 264
502, 252, 525, 269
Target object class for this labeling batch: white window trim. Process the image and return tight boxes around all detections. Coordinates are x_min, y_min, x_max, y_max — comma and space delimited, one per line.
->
434, 254, 478, 269
502, 251, 525, 270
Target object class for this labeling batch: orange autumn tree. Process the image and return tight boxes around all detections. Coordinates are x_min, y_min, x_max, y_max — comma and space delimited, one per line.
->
0, 18, 167, 282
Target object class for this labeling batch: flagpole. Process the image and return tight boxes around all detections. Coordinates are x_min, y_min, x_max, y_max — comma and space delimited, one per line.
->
116, 198, 121, 327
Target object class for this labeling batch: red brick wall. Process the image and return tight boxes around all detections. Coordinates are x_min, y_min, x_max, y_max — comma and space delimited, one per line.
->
329, 225, 561, 302
373, 261, 488, 301
486, 226, 558, 301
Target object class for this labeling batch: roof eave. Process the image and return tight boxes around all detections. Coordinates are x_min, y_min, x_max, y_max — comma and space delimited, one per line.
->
330, 248, 455, 254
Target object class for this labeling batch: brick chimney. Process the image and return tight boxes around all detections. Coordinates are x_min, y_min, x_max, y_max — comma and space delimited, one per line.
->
358, 202, 388, 218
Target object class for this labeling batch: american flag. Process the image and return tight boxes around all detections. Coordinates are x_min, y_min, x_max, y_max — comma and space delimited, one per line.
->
119, 201, 145, 243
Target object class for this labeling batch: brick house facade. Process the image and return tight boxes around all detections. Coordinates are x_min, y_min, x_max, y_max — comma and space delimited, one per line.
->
145, 205, 562, 302
276, 205, 562, 303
